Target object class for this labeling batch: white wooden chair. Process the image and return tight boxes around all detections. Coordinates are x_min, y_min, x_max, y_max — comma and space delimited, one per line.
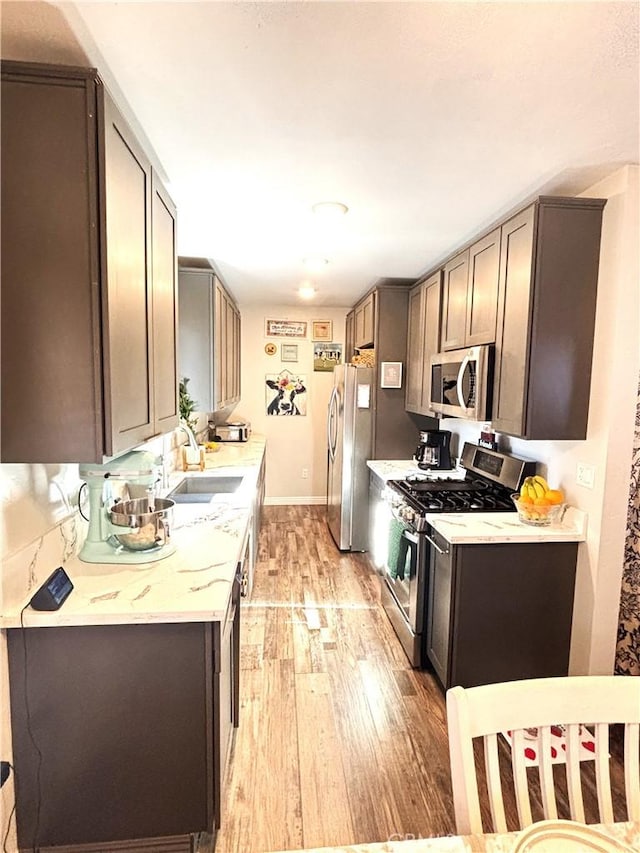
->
446, 676, 640, 835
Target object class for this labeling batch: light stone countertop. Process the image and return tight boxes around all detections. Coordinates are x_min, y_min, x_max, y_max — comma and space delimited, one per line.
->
367, 459, 464, 482
366, 459, 587, 544
2, 436, 266, 630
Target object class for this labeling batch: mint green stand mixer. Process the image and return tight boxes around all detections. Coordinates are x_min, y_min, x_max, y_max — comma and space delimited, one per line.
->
79, 451, 176, 564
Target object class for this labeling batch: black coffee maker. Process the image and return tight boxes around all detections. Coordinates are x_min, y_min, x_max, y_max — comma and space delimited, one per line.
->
414, 430, 453, 470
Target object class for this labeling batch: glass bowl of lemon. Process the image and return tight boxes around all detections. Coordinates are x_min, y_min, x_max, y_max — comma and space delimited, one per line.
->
511, 478, 567, 526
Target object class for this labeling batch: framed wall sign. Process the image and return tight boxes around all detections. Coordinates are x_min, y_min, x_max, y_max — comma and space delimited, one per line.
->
380, 361, 403, 389
265, 318, 308, 338
311, 320, 332, 342
281, 343, 298, 362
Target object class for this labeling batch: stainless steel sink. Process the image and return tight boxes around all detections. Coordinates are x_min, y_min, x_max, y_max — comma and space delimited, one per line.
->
167, 475, 244, 503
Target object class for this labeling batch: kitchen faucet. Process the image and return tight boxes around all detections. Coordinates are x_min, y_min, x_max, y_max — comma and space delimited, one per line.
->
177, 421, 199, 452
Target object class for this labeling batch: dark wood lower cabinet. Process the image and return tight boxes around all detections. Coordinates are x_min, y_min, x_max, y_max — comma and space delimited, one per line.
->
7, 577, 240, 852
426, 531, 578, 690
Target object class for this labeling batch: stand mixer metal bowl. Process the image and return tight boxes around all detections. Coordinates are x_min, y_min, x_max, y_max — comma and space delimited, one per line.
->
109, 497, 175, 551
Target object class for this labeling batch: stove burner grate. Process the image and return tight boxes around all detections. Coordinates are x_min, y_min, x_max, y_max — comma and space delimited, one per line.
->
388, 478, 514, 513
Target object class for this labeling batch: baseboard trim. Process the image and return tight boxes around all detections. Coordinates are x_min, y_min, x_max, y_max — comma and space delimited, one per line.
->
264, 496, 326, 506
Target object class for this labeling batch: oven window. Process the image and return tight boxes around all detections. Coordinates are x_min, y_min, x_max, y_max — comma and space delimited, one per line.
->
384, 517, 418, 621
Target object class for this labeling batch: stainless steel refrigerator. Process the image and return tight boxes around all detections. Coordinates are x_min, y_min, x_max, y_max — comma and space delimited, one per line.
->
326, 364, 373, 551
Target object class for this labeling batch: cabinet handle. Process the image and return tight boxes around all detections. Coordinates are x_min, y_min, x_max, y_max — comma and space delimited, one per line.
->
424, 532, 448, 555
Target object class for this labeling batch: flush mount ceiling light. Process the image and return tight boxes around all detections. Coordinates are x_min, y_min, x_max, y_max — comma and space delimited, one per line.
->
312, 201, 349, 217
303, 257, 329, 273
298, 284, 316, 300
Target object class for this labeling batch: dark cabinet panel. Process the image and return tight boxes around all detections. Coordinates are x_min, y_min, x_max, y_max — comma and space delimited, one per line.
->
178, 260, 241, 414
8, 623, 214, 848
152, 177, 179, 432
466, 227, 500, 346
215, 276, 241, 410
1, 66, 104, 462
345, 310, 355, 363
441, 229, 500, 352
426, 537, 578, 690
354, 292, 375, 348
103, 91, 154, 454
492, 208, 535, 435
405, 285, 425, 412
426, 529, 453, 687
1, 61, 178, 462
405, 271, 442, 416
493, 197, 606, 439
441, 250, 469, 350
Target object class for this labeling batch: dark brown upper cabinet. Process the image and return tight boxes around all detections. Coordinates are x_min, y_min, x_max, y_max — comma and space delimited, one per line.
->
441, 249, 470, 350
441, 227, 500, 351
405, 271, 442, 416
466, 227, 501, 346
492, 197, 606, 440
354, 291, 376, 348
1, 60, 178, 463
344, 310, 355, 363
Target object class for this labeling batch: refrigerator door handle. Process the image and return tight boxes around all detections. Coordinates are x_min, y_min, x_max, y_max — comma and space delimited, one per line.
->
327, 385, 338, 462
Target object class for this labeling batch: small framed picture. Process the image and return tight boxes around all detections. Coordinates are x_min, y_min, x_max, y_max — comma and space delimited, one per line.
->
380, 361, 403, 389
281, 343, 298, 362
313, 342, 342, 372
311, 320, 332, 342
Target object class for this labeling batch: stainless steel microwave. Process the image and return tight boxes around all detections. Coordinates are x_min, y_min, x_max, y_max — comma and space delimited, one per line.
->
429, 345, 493, 421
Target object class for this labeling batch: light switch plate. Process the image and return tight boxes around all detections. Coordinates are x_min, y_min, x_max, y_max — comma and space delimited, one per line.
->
576, 462, 595, 489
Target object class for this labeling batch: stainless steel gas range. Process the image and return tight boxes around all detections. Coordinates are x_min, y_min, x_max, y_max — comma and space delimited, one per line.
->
379, 442, 536, 668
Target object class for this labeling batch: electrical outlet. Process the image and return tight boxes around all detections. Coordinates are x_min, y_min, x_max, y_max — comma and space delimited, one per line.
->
576, 462, 595, 489
301, 468, 308, 479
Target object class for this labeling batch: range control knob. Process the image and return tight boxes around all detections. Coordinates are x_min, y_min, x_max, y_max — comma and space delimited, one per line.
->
399, 504, 415, 525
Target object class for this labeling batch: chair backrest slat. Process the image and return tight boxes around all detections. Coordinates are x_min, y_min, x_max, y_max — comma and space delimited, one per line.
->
565, 722, 586, 823
625, 722, 640, 821
484, 733, 508, 833
446, 676, 640, 836
538, 725, 558, 820
594, 722, 614, 823
511, 729, 533, 827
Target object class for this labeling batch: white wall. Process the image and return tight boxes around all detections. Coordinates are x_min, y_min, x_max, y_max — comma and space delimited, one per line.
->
442, 165, 640, 676
236, 305, 349, 503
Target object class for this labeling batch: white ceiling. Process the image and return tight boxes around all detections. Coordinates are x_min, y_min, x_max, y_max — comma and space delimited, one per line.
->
2, 1, 639, 307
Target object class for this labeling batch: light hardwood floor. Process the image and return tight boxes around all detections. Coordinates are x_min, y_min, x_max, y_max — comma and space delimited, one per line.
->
214, 505, 629, 853
214, 505, 457, 853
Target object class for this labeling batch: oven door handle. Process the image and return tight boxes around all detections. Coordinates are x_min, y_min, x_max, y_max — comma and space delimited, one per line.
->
424, 531, 448, 555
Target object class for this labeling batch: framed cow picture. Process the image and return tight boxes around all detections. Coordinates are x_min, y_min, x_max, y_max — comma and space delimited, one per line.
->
265, 371, 307, 416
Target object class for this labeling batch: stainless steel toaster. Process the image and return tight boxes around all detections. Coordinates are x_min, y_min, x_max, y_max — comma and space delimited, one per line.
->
211, 421, 251, 442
